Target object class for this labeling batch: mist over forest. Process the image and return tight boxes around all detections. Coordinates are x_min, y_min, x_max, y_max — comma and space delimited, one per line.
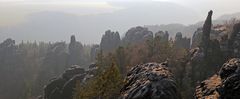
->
1, 0, 240, 99
0, 1, 239, 44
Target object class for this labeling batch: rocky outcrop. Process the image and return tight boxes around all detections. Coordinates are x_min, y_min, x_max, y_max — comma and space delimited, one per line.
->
43, 64, 98, 99
189, 10, 223, 63
120, 62, 181, 99
100, 30, 120, 52
191, 11, 240, 59
90, 44, 99, 61
155, 31, 169, 42
191, 10, 219, 49
202, 10, 213, 55
174, 32, 191, 49
195, 58, 240, 99
185, 11, 224, 98
192, 28, 202, 48
123, 26, 153, 45
192, 25, 228, 50
228, 23, 240, 57
68, 35, 84, 65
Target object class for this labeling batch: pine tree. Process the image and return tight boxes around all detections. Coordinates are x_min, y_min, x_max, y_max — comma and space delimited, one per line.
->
73, 61, 123, 99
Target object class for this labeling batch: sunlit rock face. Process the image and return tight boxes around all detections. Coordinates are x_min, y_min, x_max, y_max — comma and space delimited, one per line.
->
120, 62, 181, 99
100, 30, 121, 52
123, 26, 153, 45
42, 64, 98, 99
195, 58, 240, 99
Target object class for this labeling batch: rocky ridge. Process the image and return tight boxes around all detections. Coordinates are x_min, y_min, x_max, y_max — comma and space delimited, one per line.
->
195, 58, 240, 99
120, 62, 181, 99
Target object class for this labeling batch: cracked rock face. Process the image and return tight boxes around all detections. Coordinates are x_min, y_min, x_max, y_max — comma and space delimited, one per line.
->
195, 58, 240, 99
120, 62, 181, 99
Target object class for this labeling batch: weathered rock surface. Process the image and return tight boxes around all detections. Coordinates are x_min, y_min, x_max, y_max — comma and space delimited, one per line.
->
195, 58, 240, 99
43, 64, 97, 99
120, 62, 181, 99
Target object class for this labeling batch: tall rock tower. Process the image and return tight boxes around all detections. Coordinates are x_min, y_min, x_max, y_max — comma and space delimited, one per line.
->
202, 10, 213, 57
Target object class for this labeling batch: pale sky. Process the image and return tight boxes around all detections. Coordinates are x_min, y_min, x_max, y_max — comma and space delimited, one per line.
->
0, 0, 240, 26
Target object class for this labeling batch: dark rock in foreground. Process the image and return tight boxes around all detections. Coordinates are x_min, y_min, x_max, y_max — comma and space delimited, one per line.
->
43, 64, 97, 99
195, 58, 240, 99
120, 62, 181, 99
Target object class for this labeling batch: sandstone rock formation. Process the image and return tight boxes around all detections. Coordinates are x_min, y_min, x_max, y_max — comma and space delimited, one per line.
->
202, 10, 212, 56
68, 35, 84, 65
191, 11, 240, 59
174, 32, 191, 49
120, 62, 181, 99
123, 26, 153, 45
100, 30, 120, 52
192, 28, 203, 48
183, 11, 224, 98
192, 25, 228, 51
228, 23, 240, 57
155, 31, 169, 42
42, 64, 97, 99
189, 10, 223, 63
90, 44, 99, 61
192, 10, 213, 48
195, 58, 240, 99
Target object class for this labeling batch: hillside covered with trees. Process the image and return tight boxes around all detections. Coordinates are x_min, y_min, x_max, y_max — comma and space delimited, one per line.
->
1, 8, 240, 99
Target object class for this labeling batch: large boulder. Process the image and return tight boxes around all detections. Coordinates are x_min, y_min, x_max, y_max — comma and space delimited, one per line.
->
195, 58, 240, 99
120, 62, 181, 99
